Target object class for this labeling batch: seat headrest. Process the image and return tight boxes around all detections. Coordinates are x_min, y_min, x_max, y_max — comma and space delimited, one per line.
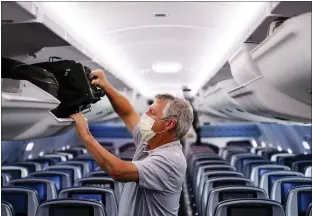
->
8, 178, 57, 202
2, 201, 15, 216
2, 166, 29, 179
285, 186, 312, 216
58, 187, 117, 216
29, 171, 72, 191
2, 187, 39, 216
35, 199, 106, 216
214, 199, 285, 216
207, 186, 268, 216
271, 177, 312, 206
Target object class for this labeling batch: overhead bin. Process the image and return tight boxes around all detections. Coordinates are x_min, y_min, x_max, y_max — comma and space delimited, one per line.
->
228, 12, 312, 123
201, 79, 291, 124
1, 79, 73, 141
1, 2, 107, 140
1, 2, 37, 23
252, 12, 311, 105
83, 97, 115, 123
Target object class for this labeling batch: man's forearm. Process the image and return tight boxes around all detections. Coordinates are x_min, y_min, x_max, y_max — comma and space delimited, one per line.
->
100, 82, 135, 118
82, 135, 123, 175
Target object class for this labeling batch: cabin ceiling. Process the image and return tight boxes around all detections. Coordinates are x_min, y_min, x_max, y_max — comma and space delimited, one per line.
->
36, 2, 269, 98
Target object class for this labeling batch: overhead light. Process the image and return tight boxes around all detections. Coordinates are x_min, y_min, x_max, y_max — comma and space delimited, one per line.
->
302, 141, 311, 150
28, 154, 33, 159
66, 145, 70, 149
152, 62, 182, 73
39, 151, 44, 156
287, 148, 293, 154
277, 146, 283, 152
25, 142, 34, 152
61, 146, 66, 151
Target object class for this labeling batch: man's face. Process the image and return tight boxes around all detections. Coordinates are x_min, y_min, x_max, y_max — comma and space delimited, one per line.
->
145, 99, 176, 133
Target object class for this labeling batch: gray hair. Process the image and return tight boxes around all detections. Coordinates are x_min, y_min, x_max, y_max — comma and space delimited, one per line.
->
155, 93, 194, 140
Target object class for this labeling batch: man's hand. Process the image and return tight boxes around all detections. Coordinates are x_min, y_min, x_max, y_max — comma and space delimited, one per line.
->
69, 113, 139, 183
70, 113, 91, 141
90, 69, 108, 89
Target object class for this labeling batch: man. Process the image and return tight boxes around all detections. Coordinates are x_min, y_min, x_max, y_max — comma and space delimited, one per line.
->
182, 86, 202, 144
70, 69, 194, 216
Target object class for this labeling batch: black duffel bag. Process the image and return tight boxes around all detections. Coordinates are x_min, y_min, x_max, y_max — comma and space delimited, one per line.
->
1, 57, 59, 98
33, 57, 105, 118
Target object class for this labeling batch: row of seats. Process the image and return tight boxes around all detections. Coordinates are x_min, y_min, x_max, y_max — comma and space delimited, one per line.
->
184, 142, 312, 216
1, 144, 135, 216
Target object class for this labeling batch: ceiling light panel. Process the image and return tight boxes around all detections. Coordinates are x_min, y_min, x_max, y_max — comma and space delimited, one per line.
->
152, 62, 182, 73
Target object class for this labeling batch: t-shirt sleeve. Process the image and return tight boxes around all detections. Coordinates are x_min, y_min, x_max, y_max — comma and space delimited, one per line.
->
132, 124, 143, 147
132, 154, 172, 191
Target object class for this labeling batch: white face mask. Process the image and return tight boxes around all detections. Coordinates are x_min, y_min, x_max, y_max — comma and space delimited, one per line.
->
138, 113, 166, 142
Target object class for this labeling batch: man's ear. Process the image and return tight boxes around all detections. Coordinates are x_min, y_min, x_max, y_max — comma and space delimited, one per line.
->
166, 119, 177, 130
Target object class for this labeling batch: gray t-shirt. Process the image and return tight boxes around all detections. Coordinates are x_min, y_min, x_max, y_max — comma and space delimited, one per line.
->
117, 125, 187, 216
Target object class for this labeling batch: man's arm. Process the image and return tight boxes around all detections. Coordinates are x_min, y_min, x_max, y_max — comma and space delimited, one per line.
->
91, 69, 140, 133
70, 114, 139, 182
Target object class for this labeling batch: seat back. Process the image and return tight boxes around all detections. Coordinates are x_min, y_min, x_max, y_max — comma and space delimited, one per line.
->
59, 160, 90, 176
201, 177, 254, 216
8, 178, 57, 203
250, 165, 291, 186
306, 203, 312, 216
243, 160, 275, 178
195, 165, 236, 190
2, 166, 29, 180
286, 186, 312, 216
2, 173, 12, 186
214, 199, 285, 216
54, 152, 74, 160
292, 160, 312, 173
27, 158, 56, 169
42, 154, 67, 162
197, 171, 244, 203
13, 162, 42, 173
1, 201, 15, 216
35, 199, 106, 216
59, 187, 118, 216
270, 153, 294, 162
86, 171, 109, 178
230, 153, 263, 173
250, 147, 265, 154
223, 148, 249, 161
207, 186, 268, 216
261, 149, 287, 160
29, 171, 71, 192
189, 154, 222, 174
44, 165, 82, 184
76, 156, 97, 171
2, 187, 39, 216
57, 161, 90, 176
305, 166, 312, 177
74, 177, 122, 202
226, 140, 252, 148
259, 171, 305, 198
271, 177, 312, 207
